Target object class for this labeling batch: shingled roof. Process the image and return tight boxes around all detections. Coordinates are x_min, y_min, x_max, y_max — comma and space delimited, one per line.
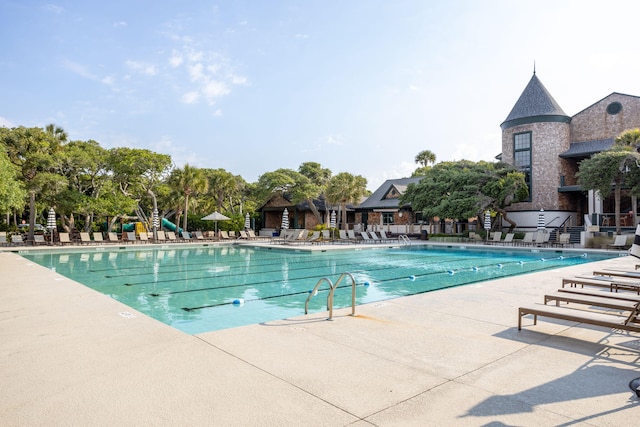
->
358, 177, 423, 210
559, 138, 614, 158
501, 73, 570, 130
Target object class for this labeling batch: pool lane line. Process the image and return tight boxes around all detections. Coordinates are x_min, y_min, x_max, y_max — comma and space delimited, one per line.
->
182, 282, 364, 311
147, 256, 567, 297
133, 255, 479, 289
181, 260, 569, 312
112, 253, 476, 283
96, 250, 460, 277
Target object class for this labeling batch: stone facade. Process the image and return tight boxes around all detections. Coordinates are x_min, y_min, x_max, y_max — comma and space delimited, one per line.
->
501, 74, 640, 228
503, 121, 570, 211
570, 93, 640, 142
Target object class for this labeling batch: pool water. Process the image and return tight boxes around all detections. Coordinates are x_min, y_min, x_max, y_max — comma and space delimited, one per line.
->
22, 245, 616, 334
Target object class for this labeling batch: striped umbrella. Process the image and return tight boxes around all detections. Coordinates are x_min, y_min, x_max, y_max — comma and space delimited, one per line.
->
483, 211, 491, 231
281, 208, 289, 230
537, 209, 545, 230
47, 208, 56, 230
330, 210, 336, 229
630, 224, 640, 259
152, 208, 160, 230
244, 212, 251, 230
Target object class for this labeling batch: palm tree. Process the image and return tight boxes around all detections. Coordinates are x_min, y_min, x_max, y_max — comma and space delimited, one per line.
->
415, 149, 436, 167
170, 165, 208, 233
325, 172, 368, 230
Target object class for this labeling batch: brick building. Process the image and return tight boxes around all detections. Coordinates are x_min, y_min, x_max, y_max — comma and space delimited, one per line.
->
500, 72, 640, 230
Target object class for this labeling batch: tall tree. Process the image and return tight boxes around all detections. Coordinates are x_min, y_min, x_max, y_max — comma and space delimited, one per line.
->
107, 147, 172, 235
577, 146, 640, 234
325, 172, 368, 230
415, 149, 436, 167
1, 126, 64, 243
170, 164, 208, 232
401, 160, 528, 231
0, 143, 26, 216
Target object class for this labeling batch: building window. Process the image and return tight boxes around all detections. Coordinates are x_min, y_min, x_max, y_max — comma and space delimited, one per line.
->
514, 132, 532, 201
606, 102, 622, 115
382, 212, 394, 225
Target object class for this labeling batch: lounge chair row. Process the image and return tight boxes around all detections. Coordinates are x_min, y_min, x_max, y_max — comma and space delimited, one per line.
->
519, 267, 640, 333
270, 229, 402, 245
467, 231, 572, 247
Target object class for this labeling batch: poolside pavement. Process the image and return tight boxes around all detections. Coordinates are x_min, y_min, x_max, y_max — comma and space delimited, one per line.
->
1, 243, 640, 425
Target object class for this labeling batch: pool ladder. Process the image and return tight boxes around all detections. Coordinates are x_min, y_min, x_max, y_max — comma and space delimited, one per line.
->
304, 272, 357, 321
399, 234, 411, 245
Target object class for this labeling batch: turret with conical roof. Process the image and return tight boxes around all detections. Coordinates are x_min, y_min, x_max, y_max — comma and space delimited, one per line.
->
501, 73, 570, 130
500, 72, 571, 213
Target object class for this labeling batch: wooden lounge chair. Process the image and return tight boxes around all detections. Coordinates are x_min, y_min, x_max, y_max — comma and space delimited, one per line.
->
347, 230, 361, 242
92, 232, 104, 243
80, 232, 93, 245
360, 231, 375, 243
246, 229, 269, 241
0, 232, 8, 246
106, 232, 119, 242
166, 231, 178, 242
219, 230, 231, 240
499, 233, 515, 245
138, 232, 149, 243
379, 230, 395, 242
34, 234, 47, 245
155, 230, 166, 243
543, 291, 640, 314
607, 234, 629, 249
123, 231, 137, 244
557, 287, 640, 303
182, 231, 193, 241
490, 232, 502, 244
561, 276, 640, 294
593, 269, 640, 280
519, 232, 535, 246
518, 304, 640, 332
238, 230, 249, 239
10, 234, 24, 245
58, 232, 73, 245
338, 229, 356, 243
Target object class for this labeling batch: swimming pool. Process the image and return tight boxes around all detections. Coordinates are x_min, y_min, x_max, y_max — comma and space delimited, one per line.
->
22, 244, 616, 334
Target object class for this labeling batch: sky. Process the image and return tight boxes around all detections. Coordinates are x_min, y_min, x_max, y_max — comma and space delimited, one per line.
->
2, 1, 640, 191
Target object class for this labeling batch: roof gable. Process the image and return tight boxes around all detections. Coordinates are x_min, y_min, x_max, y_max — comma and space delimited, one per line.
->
359, 177, 422, 209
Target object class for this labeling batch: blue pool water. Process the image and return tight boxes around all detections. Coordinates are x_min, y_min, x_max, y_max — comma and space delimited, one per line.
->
22, 245, 616, 334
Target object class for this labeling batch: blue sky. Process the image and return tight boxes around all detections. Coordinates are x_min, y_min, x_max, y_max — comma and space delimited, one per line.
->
2, 1, 640, 191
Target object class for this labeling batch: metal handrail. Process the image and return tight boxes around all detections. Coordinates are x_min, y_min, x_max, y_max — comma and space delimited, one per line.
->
305, 277, 334, 320
334, 272, 357, 317
304, 272, 359, 320
399, 234, 411, 245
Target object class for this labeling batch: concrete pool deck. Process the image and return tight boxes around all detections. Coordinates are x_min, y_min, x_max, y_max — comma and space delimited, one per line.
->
1, 243, 640, 425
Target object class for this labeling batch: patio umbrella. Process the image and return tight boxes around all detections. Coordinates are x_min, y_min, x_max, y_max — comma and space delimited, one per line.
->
483, 211, 491, 231
202, 211, 231, 232
483, 211, 491, 242
244, 212, 251, 230
537, 209, 545, 230
152, 208, 160, 230
281, 208, 289, 230
47, 208, 56, 231
330, 210, 336, 229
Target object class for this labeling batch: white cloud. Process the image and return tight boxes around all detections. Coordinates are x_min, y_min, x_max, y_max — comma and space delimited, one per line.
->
62, 59, 113, 85
169, 52, 183, 67
181, 91, 199, 104
188, 63, 204, 82
213, 109, 222, 117
125, 60, 158, 76
203, 80, 229, 103
43, 4, 64, 14
113, 21, 127, 28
